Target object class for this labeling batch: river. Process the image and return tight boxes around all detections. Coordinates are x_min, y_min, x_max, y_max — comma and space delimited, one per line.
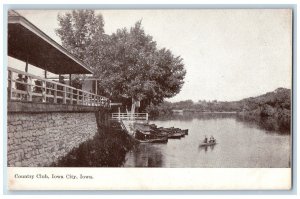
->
123, 113, 291, 168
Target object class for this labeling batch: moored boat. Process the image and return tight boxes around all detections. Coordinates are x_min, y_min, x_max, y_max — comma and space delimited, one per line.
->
168, 132, 183, 139
138, 137, 168, 143
133, 123, 189, 142
182, 129, 189, 135
135, 129, 168, 143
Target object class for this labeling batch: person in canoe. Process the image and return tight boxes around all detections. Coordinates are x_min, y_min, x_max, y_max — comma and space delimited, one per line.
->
203, 135, 208, 143
209, 136, 216, 143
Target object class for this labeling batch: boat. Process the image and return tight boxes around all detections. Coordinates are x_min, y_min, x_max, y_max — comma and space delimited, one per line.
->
168, 132, 183, 139
149, 124, 157, 129
133, 124, 188, 142
199, 140, 217, 147
182, 129, 189, 135
135, 129, 168, 143
138, 137, 168, 143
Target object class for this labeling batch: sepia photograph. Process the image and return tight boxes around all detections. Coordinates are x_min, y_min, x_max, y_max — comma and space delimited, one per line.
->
5, 7, 293, 190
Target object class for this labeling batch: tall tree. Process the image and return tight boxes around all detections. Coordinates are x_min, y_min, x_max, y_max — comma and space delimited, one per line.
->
56, 11, 186, 112
56, 10, 105, 69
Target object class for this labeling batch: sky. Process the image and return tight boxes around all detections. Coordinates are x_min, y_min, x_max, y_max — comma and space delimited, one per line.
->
12, 9, 292, 102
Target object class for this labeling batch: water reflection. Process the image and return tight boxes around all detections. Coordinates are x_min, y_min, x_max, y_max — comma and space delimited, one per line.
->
124, 113, 291, 168
125, 143, 164, 167
198, 144, 216, 153
152, 112, 237, 121
155, 112, 290, 134
235, 115, 290, 134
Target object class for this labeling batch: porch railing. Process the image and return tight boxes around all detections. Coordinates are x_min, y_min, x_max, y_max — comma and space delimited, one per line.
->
7, 67, 110, 107
111, 113, 149, 121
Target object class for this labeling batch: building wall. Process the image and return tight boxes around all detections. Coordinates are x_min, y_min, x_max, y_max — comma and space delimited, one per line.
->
7, 112, 99, 167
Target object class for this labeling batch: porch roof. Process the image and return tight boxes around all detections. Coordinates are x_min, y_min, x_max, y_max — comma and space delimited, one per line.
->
8, 11, 93, 74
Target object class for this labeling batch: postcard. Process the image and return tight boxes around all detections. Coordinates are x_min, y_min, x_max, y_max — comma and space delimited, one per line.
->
6, 8, 292, 190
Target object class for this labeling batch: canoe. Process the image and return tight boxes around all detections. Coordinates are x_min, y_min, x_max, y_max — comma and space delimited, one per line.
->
199, 141, 217, 147
138, 137, 168, 143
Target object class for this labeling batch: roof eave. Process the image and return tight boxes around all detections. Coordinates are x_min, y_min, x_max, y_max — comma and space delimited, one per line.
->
8, 15, 93, 74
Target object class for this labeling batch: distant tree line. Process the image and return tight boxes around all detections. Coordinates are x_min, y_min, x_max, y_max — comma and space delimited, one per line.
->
146, 99, 243, 117
147, 88, 291, 129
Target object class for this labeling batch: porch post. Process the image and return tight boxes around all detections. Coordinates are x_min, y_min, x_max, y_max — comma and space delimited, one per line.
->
63, 86, 66, 104
42, 80, 46, 102
95, 80, 98, 95
25, 56, 29, 72
69, 74, 72, 86
27, 77, 32, 102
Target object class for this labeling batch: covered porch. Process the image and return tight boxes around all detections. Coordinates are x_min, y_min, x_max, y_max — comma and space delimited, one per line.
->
7, 10, 110, 107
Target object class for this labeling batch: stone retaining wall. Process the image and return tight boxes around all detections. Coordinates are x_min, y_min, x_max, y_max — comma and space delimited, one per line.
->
7, 112, 98, 166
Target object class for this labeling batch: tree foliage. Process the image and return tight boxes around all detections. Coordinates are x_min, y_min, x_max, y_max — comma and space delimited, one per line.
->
150, 88, 290, 116
56, 10, 105, 64
56, 10, 186, 108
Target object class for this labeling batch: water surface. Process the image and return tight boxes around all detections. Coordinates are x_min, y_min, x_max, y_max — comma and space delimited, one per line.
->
123, 113, 290, 167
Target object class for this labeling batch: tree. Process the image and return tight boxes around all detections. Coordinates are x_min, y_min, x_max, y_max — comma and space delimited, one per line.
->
56, 11, 186, 112
56, 10, 104, 64
100, 21, 186, 112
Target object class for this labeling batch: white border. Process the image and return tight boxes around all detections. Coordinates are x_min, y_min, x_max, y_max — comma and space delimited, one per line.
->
8, 168, 291, 190
1, 0, 298, 198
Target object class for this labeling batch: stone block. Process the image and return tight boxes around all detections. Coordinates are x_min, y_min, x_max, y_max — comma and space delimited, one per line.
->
14, 132, 22, 139
7, 111, 99, 167
25, 153, 31, 159
7, 153, 15, 162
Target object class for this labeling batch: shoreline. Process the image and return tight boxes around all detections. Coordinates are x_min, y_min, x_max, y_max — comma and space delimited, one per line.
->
51, 126, 137, 167
182, 111, 237, 114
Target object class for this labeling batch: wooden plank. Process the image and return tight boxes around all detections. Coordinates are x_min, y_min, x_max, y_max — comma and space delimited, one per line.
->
27, 77, 32, 101
42, 80, 46, 102
77, 90, 80, 105
53, 84, 57, 103
69, 87, 73, 105
8, 70, 13, 100
63, 86, 66, 104
11, 88, 27, 95
95, 80, 97, 95
45, 94, 55, 98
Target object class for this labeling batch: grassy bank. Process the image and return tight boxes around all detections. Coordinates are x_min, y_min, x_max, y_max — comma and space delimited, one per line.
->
236, 111, 290, 133
52, 127, 137, 167
236, 88, 291, 133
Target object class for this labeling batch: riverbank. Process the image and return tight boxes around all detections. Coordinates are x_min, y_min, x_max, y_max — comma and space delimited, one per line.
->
147, 88, 291, 132
149, 87, 289, 110
237, 109, 290, 133
51, 127, 137, 167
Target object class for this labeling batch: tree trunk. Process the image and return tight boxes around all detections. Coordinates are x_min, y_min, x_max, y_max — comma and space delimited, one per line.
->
131, 97, 135, 114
